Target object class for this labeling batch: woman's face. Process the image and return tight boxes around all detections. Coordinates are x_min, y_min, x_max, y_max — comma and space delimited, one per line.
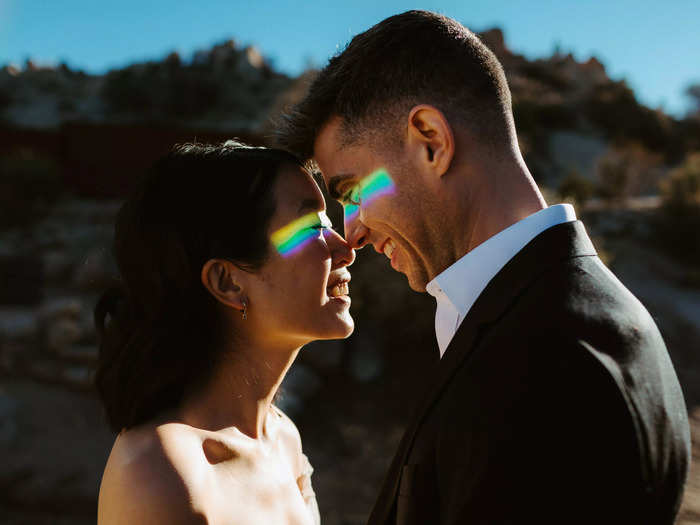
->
244, 165, 355, 346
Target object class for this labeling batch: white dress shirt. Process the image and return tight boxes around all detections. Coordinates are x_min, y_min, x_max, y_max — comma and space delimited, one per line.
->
426, 204, 577, 357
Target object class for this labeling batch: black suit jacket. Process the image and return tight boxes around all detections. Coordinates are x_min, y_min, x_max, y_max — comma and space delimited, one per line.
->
368, 221, 691, 525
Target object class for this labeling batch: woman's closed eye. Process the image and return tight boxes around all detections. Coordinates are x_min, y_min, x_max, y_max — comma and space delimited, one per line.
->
311, 223, 336, 232
311, 214, 336, 233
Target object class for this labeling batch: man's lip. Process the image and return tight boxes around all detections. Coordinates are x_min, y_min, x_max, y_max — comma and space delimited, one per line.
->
376, 238, 391, 255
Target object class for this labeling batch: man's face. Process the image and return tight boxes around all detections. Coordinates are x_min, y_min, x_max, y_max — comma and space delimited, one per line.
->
313, 116, 435, 292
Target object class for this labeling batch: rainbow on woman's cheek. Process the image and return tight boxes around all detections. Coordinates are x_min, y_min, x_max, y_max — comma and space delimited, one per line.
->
270, 212, 323, 257
343, 169, 395, 222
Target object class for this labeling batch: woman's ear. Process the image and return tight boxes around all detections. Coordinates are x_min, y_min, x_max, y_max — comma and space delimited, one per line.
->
201, 259, 246, 311
406, 104, 455, 177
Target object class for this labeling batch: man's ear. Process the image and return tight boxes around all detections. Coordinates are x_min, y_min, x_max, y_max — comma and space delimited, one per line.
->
406, 105, 455, 177
201, 259, 246, 311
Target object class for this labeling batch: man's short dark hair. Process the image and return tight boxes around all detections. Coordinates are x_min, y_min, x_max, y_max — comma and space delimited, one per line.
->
276, 10, 513, 160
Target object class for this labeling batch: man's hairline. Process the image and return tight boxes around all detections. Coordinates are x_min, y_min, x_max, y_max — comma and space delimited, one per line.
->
308, 113, 398, 188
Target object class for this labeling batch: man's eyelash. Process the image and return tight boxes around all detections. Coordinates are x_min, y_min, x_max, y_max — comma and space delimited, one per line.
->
341, 186, 360, 205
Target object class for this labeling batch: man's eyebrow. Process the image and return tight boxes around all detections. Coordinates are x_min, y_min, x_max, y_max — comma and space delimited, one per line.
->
327, 174, 355, 199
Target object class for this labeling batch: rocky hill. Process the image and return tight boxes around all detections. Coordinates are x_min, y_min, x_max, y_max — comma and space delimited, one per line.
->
0, 40, 294, 131
3, 30, 699, 188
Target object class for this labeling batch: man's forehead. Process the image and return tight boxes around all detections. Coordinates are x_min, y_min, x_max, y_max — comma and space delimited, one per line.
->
314, 115, 345, 152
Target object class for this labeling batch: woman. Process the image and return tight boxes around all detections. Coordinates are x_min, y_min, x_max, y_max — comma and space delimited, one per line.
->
95, 141, 355, 524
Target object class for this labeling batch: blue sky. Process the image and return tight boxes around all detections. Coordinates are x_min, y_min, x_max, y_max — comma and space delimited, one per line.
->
2, 0, 699, 117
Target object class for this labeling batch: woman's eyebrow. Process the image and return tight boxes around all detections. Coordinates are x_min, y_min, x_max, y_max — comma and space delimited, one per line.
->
298, 198, 324, 214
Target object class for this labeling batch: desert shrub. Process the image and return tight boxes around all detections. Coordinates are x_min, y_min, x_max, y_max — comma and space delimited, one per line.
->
676, 110, 700, 158
520, 61, 572, 91
102, 61, 232, 120
655, 153, 700, 264
101, 67, 156, 114
0, 85, 12, 110
596, 154, 629, 203
513, 99, 576, 134
558, 169, 594, 206
0, 151, 65, 229
164, 67, 222, 117
686, 84, 700, 119
662, 153, 700, 208
595, 143, 663, 203
584, 82, 672, 153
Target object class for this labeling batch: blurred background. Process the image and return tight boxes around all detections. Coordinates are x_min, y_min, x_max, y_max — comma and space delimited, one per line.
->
1, 1, 699, 523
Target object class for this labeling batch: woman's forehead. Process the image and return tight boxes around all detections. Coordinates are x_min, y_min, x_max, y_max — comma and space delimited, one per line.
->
274, 166, 325, 213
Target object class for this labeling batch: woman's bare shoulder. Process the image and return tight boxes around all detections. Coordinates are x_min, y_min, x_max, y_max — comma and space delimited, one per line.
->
271, 405, 302, 442
98, 422, 208, 525
270, 405, 305, 465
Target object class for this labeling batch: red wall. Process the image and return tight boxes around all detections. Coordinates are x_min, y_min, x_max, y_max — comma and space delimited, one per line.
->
1, 123, 265, 198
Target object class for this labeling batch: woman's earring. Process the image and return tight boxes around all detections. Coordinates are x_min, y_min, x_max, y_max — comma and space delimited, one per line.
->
242, 300, 248, 320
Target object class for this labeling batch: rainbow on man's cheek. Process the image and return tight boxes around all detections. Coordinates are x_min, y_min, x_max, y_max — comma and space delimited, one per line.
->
343, 169, 395, 222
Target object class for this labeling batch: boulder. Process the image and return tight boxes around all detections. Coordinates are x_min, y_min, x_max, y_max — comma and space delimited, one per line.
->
0, 390, 19, 446
0, 309, 38, 340
42, 249, 74, 282
61, 364, 93, 390
46, 318, 82, 354
38, 297, 82, 323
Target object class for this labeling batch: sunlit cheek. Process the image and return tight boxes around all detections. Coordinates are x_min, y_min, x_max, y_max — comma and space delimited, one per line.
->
344, 203, 360, 223
271, 212, 320, 258
343, 169, 396, 225
360, 169, 395, 205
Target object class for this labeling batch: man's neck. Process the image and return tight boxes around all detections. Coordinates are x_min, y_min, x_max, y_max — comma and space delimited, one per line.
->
453, 156, 546, 265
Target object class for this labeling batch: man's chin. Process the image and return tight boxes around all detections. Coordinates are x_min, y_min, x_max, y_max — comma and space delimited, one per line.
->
403, 271, 428, 293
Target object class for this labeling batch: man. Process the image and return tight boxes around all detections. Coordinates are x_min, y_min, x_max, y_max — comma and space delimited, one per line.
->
277, 10, 691, 525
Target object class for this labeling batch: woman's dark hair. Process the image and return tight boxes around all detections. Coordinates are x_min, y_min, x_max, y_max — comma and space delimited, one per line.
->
94, 141, 302, 433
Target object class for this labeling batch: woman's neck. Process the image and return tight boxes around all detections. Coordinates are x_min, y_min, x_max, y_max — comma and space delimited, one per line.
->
177, 339, 301, 440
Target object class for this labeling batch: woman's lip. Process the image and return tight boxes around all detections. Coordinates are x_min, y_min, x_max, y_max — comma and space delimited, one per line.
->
326, 276, 351, 290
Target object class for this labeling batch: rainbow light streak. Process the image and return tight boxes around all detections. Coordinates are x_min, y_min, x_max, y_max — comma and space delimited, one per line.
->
343, 169, 395, 222
271, 212, 321, 257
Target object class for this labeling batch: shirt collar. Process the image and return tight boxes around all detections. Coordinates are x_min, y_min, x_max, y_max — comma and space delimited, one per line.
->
426, 204, 577, 355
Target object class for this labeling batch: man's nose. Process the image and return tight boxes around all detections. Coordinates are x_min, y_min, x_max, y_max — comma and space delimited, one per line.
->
344, 214, 370, 250
326, 230, 356, 268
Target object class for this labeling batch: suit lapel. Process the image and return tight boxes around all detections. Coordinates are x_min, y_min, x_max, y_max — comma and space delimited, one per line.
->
367, 221, 597, 525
